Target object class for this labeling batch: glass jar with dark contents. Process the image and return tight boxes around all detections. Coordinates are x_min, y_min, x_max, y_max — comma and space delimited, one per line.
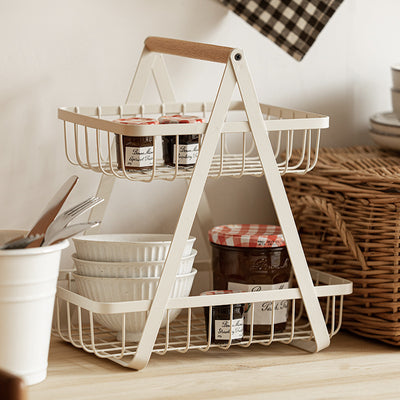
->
158, 115, 203, 167
113, 117, 158, 171
209, 224, 292, 335
201, 290, 244, 344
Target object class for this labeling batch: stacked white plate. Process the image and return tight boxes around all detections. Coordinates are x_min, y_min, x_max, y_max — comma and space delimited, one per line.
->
71, 233, 197, 341
369, 112, 400, 151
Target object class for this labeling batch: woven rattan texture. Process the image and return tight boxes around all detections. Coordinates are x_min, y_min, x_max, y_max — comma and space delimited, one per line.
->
284, 146, 400, 345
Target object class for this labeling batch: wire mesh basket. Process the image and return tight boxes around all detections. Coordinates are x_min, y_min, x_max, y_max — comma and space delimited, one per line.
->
59, 100, 327, 182
53, 269, 351, 368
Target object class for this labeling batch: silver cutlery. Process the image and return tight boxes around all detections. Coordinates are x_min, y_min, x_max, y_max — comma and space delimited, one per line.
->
3, 176, 79, 249
42, 196, 104, 246
0, 234, 44, 250
26, 176, 79, 247
42, 221, 100, 246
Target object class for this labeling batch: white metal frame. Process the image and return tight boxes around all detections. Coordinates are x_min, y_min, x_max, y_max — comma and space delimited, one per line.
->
53, 268, 352, 367
57, 37, 338, 370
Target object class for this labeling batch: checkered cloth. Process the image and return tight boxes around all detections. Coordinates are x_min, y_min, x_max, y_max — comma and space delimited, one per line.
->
209, 224, 286, 248
218, 0, 344, 61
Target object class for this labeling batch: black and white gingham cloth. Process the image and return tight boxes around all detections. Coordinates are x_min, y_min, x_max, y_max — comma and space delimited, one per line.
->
218, 0, 344, 61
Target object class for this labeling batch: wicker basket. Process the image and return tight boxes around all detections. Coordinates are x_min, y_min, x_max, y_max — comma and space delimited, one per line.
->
284, 146, 400, 345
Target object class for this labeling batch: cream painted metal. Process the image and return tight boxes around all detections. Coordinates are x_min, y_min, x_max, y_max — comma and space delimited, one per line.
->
60, 101, 325, 181
56, 37, 338, 370
53, 268, 352, 367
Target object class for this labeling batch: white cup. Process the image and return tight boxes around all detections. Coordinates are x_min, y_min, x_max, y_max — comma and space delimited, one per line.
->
391, 88, 400, 120
391, 65, 400, 91
0, 230, 68, 385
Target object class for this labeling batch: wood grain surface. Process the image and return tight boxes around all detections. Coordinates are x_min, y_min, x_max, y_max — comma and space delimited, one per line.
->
28, 332, 400, 400
144, 37, 234, 64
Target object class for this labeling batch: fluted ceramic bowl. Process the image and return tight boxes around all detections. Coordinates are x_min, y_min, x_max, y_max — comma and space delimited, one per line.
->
72, 249, 197, 278
73, 234, 196, 262
73, 269, 197, 341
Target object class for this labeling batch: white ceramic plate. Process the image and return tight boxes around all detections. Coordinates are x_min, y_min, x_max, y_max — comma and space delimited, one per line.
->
370, 112, 400, 136
369, 130, 400, 152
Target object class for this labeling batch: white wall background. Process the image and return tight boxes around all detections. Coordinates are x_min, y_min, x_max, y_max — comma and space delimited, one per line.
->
1, 0, 399, 291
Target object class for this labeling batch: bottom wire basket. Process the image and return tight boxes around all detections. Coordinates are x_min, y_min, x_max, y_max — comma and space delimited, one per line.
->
52, 269, 352, 368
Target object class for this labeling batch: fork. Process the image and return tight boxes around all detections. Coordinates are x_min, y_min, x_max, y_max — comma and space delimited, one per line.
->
42, 221, 100, 246
43, 196, 104, 246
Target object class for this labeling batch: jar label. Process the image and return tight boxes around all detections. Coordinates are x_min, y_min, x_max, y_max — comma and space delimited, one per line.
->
125, 146, 153, 167
227, 282, 289, 325
214, 318, 244, 340
173, 143, 199, 165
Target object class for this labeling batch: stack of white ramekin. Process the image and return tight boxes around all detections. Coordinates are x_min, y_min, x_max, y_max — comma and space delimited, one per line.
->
71, 234, 197, 341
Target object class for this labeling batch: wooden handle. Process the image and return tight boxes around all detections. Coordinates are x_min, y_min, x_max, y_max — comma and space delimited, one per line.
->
144, 37, 234, 64
0, 369, 26, 400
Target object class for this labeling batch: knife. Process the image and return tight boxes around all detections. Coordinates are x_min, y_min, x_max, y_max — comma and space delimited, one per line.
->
26, 175, 79, 247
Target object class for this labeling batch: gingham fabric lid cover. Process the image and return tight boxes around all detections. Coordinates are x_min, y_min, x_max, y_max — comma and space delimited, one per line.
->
158, 114, 204, 124
208, 224, 285, 248
113, 117, 159, 125
200, 290, 235, 296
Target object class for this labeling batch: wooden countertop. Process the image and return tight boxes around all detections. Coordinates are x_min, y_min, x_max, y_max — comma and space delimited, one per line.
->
28, 331, 400, 399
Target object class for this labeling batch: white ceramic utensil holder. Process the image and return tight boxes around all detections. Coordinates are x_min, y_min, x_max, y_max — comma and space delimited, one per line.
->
0, 230, 68, 385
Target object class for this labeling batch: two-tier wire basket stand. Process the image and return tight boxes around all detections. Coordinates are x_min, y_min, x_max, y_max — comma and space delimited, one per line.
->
54, 37, 352, 370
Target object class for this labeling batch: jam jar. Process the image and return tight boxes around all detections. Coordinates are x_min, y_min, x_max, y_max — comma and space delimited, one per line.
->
113, 117, 158, 171
209, 224, 292, 335
158, 114, 204, 167
201, 290, 244, 344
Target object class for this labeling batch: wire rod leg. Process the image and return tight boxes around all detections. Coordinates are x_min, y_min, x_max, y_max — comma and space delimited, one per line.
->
231, 51, 330, 352
129, 61, 237, 370
186, 179, 213, 284
126, 49, 157, 104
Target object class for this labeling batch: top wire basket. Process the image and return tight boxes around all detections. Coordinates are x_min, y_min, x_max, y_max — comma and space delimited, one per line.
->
59, 101, 327, 182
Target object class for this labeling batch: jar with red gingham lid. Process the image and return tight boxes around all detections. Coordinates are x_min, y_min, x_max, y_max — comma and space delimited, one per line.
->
158, 114, 203, 167
113, 117, 158, 171
208, 224, 292, 334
